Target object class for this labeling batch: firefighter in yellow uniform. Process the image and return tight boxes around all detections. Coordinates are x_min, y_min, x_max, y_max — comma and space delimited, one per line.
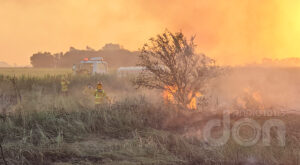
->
61, 77, 70, 95
94, 81, 108, 108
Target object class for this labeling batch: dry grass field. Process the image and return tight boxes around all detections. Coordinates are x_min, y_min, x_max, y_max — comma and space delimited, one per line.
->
0, 67, 299, 165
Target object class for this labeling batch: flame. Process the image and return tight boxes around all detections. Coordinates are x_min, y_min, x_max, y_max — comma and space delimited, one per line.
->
163, 85, 177, 104
163, 85, 202, 110
235, 87, 265, 110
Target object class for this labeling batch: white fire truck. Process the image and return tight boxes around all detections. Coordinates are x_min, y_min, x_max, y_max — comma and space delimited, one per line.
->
73, 57, 108, 75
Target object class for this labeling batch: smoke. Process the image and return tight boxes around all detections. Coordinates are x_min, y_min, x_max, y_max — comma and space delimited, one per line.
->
0, 0, 299, 65
210, 67, 300, 111
135, 0, 286, 65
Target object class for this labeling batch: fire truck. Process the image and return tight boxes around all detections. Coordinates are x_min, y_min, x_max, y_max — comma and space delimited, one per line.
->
73, 57, 108, 75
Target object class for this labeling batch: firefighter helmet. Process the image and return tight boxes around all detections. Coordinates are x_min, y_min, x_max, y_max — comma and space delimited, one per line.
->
97, 81, 103, 90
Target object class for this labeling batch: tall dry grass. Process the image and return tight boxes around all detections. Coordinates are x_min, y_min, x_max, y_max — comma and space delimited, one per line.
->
0, 73, 299, 164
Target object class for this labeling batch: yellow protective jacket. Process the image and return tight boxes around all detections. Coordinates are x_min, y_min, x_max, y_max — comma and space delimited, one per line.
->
94, 89, 107, 104
61, 80, 70, 92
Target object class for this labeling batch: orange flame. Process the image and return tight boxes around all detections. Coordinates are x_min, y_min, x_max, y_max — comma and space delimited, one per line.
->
235, 87, 265, 110
163, 85, 202, 110
163, 85, 177, 104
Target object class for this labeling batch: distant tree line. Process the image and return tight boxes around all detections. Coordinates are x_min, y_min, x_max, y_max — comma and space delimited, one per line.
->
30, 43, 138, 68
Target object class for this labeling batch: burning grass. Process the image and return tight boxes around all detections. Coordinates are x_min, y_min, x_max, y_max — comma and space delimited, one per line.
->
163, 85, 202, 110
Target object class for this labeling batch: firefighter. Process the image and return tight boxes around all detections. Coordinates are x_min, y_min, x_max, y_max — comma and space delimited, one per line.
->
61, 76, 70, 95
94, 81, 108, 107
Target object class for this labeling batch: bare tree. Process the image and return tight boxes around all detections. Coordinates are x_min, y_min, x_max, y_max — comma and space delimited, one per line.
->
135, 30, 219, 109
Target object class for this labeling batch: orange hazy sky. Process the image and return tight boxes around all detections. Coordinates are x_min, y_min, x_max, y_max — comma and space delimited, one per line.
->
0, 0, 300, 66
